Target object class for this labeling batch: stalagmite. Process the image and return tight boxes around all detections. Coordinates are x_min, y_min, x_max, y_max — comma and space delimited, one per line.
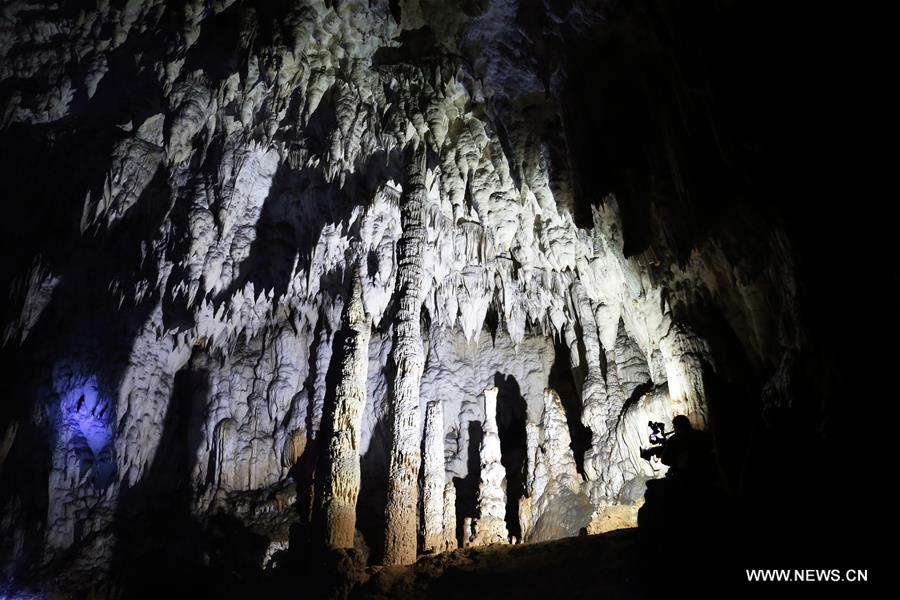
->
442, 480, 458, 551
520, 388, 594, 542
518, 495, 533, 543
383, 143, 428, 565
422, 400, 446, 553
472, 386, 509, 546
524, 423, 541, 498
321, 272, 371, 548
540, 388, 582, 494
518, 422, 540, 541
462, 517, 474, 547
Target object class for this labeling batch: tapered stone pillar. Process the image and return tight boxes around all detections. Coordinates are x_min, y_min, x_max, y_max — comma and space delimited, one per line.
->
383, 143, 428, 565
472, 386, 509, 546
322, 272, 371, 548
422, 400, 446, 553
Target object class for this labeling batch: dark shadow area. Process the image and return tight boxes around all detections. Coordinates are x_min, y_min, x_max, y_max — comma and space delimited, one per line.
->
453, 420, 483, 546
357, 414, 390, 565
210, 145, 402, 311
357, 528, 644, 600
372, 26, 451, 67
548, 339, 591, 475
635, 414, 735, 596
484, 307, 500, 347
0, 127, 171, 582
493, 372, 526, 540
181, 2, 244, 82
106, 362, 266, 599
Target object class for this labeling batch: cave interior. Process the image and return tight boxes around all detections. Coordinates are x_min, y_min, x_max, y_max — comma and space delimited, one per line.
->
0, 0, 892, 598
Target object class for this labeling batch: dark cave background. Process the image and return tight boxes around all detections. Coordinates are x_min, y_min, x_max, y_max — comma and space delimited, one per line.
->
557, 0, 894, 569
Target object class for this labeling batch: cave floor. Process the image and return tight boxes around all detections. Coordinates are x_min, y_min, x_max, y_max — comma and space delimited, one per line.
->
358, 529, 645, 600
353, 526, 844, 600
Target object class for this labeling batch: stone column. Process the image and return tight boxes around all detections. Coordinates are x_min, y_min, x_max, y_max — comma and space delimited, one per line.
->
383, 143, 428, 565
442, 480, 457, 551
472, 386, 509, 546
322, 272, 371, 548
422, 400, 446, 553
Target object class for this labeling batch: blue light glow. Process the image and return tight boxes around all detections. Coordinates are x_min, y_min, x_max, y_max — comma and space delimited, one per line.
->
58, 375, 115, 487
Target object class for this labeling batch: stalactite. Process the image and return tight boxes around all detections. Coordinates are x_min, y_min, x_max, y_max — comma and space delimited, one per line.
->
322, 271, 371, 548
422, 399, 446, 553
383, 143, 428, 565
570, 282, 607, 487
472, 386, 509, 546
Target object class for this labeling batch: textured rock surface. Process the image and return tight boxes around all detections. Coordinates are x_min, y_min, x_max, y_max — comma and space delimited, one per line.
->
421, 399, 446, 554
0, 0, 879, 596
383, 144, 427, 565
520, 389, 593, 543
322, 272, 371, 548
471, 386, 508, 546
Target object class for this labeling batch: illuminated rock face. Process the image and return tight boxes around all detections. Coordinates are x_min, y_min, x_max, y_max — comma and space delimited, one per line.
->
322, 273, 371, 548
520, 389, 593, 543
0, 0, 810, 594
383, 145, 427, 566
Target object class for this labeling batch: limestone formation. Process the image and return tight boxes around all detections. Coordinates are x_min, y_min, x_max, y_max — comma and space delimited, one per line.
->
442, 480, 458, 552
383, 144, 428, 565
422, 400, 446, 553
322, 272, 372, 548
520, 389, 593, 543
0, 1, 815, 595
471, 386, 509, 546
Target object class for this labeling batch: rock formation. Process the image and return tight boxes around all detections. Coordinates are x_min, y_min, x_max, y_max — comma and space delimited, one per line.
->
442, 480, 458, 552
421, 399, 446, 554
322, 271, 371, 548
471, 386, 509, 546
521, 389, 593, 543
383, 143, 428, 565
0, 0, 872, 597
